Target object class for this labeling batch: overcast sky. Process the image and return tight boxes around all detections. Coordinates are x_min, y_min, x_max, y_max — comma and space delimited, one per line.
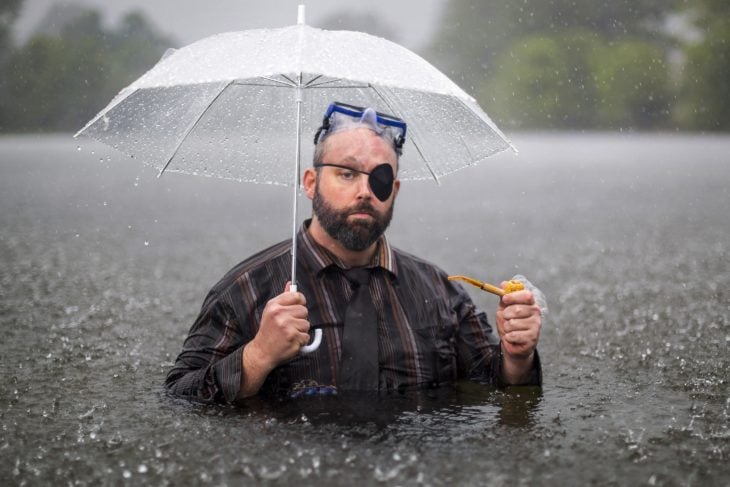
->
14, 0, 448, 50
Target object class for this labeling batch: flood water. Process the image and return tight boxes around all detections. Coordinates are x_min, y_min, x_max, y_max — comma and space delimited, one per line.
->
1, 133, 728, 485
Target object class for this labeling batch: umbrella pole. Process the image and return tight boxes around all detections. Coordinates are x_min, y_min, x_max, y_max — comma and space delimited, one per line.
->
290, 4, 306, 294
290, 84, 302, 294
293, 80, 322, 354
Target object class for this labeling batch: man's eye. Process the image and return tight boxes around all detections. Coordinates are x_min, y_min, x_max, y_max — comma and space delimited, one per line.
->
339, 170, 356, 180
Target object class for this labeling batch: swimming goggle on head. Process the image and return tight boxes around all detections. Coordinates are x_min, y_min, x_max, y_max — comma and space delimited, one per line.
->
313, 102, 407, 156
312, 102, 405, 201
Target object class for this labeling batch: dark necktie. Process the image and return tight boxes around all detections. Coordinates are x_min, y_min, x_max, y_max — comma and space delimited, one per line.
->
337, 268, 379, 390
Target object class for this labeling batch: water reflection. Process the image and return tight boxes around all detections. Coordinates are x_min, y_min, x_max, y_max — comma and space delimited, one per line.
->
494, 386, 543, 428
211, 382, 543, 431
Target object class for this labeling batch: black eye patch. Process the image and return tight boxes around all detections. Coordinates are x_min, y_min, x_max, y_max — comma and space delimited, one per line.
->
368, 163, 394, 201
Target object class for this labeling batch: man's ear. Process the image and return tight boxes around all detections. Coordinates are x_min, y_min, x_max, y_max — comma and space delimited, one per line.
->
303, 167, 316, 200
392, 178, 401, 200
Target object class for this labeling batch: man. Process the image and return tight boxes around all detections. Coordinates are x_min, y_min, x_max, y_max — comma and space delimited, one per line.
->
165, 102, 542, 403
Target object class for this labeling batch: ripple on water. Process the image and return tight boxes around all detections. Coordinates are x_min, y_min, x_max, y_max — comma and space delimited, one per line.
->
1, 134, 729, 485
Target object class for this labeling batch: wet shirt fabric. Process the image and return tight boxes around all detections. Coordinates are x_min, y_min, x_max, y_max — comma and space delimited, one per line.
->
165, 221, 542, 403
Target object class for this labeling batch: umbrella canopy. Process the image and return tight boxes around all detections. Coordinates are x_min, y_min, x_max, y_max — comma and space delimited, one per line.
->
76, 12, 515, 184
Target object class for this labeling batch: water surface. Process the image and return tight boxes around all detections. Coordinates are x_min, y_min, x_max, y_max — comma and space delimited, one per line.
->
1, 133, 728, 485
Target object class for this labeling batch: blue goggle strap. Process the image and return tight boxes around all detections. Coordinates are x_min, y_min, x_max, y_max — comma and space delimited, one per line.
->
324, 103, 407, 137
314, 102, 407, 152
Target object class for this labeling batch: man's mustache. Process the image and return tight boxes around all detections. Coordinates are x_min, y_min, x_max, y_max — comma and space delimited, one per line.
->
347, 203, 376, 216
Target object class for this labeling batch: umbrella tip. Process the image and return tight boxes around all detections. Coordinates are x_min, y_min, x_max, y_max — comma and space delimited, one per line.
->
297, 5, 305, 25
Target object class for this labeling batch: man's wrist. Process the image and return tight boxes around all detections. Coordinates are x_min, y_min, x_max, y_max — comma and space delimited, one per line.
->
243, 339, 275, 375
500, 344, 536, 384
239, 340, 276, 399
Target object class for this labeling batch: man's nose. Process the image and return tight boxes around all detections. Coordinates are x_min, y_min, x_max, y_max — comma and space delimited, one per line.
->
354, 173, 373, 199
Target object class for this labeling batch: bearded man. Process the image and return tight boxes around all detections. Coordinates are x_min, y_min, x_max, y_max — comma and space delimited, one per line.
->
165, 103, 543, 403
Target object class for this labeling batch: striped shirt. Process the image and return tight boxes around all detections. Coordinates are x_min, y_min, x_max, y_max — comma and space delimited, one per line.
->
165, 221, 541, 403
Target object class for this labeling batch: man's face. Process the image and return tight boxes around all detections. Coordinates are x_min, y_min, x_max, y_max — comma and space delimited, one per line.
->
309, 128, 400, 252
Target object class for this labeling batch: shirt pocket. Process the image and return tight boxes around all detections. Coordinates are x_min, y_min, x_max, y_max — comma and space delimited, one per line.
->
410, 299, 458, 386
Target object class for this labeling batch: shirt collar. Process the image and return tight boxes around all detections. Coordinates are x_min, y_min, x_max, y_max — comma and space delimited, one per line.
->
297, 219, 398, 278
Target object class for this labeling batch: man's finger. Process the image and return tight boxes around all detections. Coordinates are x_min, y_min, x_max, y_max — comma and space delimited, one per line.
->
503, 314, 541, 333
299, 331, 314, 348
503, 304, 540, 321
501, 290, 535, 306
276, 290, 307, 307
284, 303, 309, 320
503, 330, 536, 346
502, 318, 531, 334
291, 317, 311, 333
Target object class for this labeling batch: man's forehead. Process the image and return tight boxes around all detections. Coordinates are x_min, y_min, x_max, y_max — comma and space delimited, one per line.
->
322, 128, 397, 163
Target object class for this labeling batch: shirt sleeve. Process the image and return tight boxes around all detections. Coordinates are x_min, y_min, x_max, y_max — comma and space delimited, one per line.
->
450, 281, 542, 387
164, 291, 248, 403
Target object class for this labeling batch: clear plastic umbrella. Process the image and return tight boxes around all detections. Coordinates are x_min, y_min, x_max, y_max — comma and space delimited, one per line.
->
75, 5, 516, 353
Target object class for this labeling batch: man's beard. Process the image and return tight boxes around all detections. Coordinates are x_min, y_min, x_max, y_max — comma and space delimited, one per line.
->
312, 184, 394, 252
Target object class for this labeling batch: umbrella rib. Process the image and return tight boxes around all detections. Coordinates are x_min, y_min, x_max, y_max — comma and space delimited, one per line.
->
304, 78, 351, 89
157, 80, 233, 178
258, 76, 297, 88
233, 81, 295, 89
454, 96, 518, 154
228, 80, 370, 90
303, 74, 323, 87
74, 87, 138, 138
308, 83, 372, 90
233, 81, 296, 89
279, 74, 298, 86
458, 133, 477, 164
371, 85, 441, 184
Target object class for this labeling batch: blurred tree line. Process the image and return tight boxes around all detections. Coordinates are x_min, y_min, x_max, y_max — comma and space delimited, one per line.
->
0, 1, 728, 132
0, 2, 173, 132
427, 0, 730, 131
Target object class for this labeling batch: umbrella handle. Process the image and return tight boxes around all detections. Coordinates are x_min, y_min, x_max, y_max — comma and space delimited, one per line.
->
291, 283, 322, 354
300, 329, 322, 354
